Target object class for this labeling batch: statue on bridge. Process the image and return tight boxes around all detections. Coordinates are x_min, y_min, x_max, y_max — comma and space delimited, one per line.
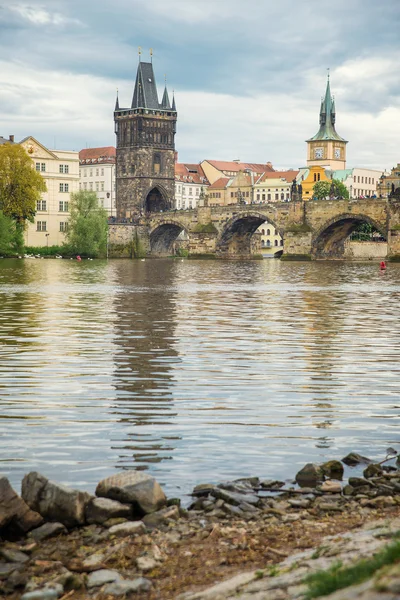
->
290, 179, 298, 202
389, 183, 400, 199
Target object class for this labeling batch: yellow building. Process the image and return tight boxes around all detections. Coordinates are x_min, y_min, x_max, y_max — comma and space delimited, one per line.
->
306, 75, 347, 170
299, 166, 330, 200
20, 137, 79, 247
206, 177, 229, 206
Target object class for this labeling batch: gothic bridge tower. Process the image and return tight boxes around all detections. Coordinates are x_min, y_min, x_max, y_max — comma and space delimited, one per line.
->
114, 54, 177, 218
306, 74, 347, 170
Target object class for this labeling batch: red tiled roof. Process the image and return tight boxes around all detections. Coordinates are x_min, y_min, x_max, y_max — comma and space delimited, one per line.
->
79, 146, 116, 164
175, 163, 209, 184
209, 177, 229, 189
256, 170, 299, 183
205, 160, 274, 173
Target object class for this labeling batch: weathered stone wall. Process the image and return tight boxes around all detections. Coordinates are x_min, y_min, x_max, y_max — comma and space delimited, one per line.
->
306, 199, 388, 238
344, 241, 388, 260
387, 199, 400, 257
283, 231, 312, 258
108, 224, 150, 258
116, 146, 175, 219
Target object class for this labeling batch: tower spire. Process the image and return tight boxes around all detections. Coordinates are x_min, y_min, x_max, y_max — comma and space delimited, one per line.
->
172, 90, 176, 111
161, 74, 171, 109
115, 88, 119, 111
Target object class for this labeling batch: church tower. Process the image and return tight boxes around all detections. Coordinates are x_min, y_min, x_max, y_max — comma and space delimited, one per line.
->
306, 74, 347, 170
114, 54, 177, 218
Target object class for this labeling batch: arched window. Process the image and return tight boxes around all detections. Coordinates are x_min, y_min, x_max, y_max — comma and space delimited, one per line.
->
314, 173, 317, 182
261, 240, 265, 247
281, 193, 284, 200
267, 240, 271, 247
267, 228, 270, 235
274, 239, 278, 247
261, 229, 265, 235
318, 173, 321, 181
280, 239, 283, 246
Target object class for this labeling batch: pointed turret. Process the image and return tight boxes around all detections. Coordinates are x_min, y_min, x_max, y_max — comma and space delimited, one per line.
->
308, 74, 346, 142
172, 92, 176, 111
131, 61, 160, 109
115, 90, 119, 111
161, 86, 171, 109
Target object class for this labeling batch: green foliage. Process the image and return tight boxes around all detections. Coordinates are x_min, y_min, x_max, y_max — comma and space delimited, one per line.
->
0, 144, 46, 222
312, 179, 349, 200
280, 254, 312, 261
24, 245, 66, 257
175, 248, 189, 258
0, 211, 24, 256
304, 539, 400, 599
193, 222, 218, 233
65, 191, 108, 258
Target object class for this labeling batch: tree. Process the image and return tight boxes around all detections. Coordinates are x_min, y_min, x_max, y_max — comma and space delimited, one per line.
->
0, 144, 46, 222
65, 191, 108, 257
0, 211, 24, 256
313, 179, 349, 200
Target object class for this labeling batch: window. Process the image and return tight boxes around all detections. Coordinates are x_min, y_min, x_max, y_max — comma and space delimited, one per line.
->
313, 173, 317, 182
59, 183, 69, 192
59, 201, 69, 212
101, 168, 104, 176
36, 200, 47, 211
267, 229, 270, 235
96, 182, 99, 191
275, 193, 279, 200
59, 164, 69, 174
89, 182, 93, 191
274, 240, 278, 247
36, 221, 46, 231
101, 181, 104, 191
261, 229, 265, 235
35, 162, 40, 171
262, 194, 265, 201
41, 163, 46, 172
89, 169, 93, 177
84, 170, 87, 177
189, 188, 192, 195
267, 193, 271, 201
257, 194, 260, 201
83, 183, 87, 190
231, 192, 234, 198
280, 239, 283, 246
267, 240, 271, 247
96, 168, 99, 176
372, 178, 374, 184
318, 173, 321, 181
153, 153, 161, 174
261, 240, 265, 247
361, 176, 364, 184
59, 222, 68, 232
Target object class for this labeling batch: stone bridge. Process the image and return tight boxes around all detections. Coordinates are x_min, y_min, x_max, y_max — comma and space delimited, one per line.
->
109, 198, 400, 260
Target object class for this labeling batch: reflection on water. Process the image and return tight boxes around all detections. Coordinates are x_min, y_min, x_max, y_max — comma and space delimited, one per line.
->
0, 258, 399, 497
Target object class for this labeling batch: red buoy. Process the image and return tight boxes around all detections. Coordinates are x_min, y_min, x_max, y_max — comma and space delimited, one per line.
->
76, 255, 82, 262
380, 261, 386, 270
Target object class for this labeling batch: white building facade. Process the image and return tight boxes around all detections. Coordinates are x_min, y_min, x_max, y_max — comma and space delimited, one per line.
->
79, 147, 116, 216
20, 137, 79, 247
174, 163, 209, 210
331, 167, 382, 198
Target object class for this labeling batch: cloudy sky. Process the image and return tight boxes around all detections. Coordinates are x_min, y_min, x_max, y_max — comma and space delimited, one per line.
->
0, 0, 399, 170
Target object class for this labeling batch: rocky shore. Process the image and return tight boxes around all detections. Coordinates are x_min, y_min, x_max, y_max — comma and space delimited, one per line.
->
1, 451, 400, 599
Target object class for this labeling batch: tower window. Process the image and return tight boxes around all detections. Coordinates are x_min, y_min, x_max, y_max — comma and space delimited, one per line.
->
153, 153, 161, 175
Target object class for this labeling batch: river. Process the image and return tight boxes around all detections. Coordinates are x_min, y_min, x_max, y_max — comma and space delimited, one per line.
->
0, 258, 399, 498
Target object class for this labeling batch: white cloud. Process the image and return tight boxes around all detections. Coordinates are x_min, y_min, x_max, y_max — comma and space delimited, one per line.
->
8, 4, 83, 27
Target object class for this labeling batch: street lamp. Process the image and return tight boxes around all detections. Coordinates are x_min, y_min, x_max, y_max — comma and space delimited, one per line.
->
45, 233, 49, 248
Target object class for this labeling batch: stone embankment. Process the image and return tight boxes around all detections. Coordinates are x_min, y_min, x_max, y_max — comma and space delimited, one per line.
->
0, 451, 399, 599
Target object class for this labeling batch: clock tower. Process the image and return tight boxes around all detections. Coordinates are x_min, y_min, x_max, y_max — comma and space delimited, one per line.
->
306, 74, 347, 170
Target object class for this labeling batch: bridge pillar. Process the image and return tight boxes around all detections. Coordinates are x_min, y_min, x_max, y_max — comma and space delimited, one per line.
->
108, 224, 150, 258
281, 229, 313, 260
387, 199, 400, 260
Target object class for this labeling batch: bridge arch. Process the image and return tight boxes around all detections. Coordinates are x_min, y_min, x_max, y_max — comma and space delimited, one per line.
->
217, 211, 284, 257
149, 219, 188, 255
312, 213, 387, 259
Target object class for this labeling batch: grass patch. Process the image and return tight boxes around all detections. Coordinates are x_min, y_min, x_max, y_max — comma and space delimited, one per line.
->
24, 245, 66, 257
390, 225, 400, 231
193, 222, 218, 234
304, 539, 400, 599
286, 223, 313, 233
255, 570, 264, 579
280, 254, 312, 261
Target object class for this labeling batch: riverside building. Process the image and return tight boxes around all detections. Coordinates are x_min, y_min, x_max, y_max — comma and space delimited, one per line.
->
20, 136, 79, 247
79, 147, 116, 216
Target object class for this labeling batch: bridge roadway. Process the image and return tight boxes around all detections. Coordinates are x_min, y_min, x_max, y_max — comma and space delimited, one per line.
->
109, 198, 400, 259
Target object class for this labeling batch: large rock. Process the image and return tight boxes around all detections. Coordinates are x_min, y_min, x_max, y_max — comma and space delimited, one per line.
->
321, 460, 344, 480
341, 452, 371, 466
142, 505, 180, 528
95, 471, 166, 515
85, 497, 133, 524
21, 472, 92, 528
0, 475, 43, 539
295, 463, 324, 486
